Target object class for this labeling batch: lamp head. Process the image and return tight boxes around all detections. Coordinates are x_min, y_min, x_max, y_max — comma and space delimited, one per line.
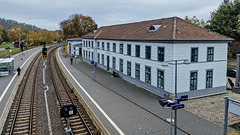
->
183, 60, 191, 64
161, 62, 169, 67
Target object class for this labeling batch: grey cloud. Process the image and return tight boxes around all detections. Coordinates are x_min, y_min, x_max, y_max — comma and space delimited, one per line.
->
0, 0, 222, 31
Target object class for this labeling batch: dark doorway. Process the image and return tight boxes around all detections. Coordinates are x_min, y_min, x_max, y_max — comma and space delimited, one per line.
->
79, 48, 82, 57
107, 56, 110, 70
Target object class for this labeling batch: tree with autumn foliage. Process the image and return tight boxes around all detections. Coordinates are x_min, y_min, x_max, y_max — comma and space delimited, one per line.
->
60, 14, 96, 39
8, 27, 61, 46
8, 27, 28, 47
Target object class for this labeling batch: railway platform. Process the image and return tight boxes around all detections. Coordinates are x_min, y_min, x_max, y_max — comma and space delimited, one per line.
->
57, 47, 224, 135
0, 47, 41, 133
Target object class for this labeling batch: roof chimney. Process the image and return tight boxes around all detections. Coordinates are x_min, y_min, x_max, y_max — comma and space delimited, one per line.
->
94, 24, 98, 30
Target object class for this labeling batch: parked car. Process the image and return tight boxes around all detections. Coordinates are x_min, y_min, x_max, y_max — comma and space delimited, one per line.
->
5, 47, 10, 49
227, 67, 236, 78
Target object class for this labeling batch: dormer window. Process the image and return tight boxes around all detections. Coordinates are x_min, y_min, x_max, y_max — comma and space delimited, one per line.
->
149, 25, 161, 32
150, 26, 155, 30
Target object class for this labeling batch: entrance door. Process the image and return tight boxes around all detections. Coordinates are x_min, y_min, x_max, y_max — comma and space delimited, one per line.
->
79, 48, 82, 57
107, 56, 110, 70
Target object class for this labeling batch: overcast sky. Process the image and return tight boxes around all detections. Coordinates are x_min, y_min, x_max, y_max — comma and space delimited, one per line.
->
0, 0, 223, 31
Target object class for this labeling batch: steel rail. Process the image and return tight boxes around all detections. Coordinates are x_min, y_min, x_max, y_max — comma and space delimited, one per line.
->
9, 52, 41, 135
51, 47, 92, 135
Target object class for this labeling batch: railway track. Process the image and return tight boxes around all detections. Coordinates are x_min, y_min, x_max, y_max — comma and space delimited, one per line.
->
48, 47, 96, 135
5, 52, 41, 135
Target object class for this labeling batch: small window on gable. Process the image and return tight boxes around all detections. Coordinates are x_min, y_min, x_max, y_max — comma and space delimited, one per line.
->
150, 26, 155, 30
149, 25, 161, 32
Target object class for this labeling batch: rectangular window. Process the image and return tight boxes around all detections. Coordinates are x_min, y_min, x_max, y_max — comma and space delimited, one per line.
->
102, 42, 105, 50
127, 61, 131, 76
88, 52, 90, 60
112, 57, 116, 70
120, 43, 123, 54
88, 41, 90, 47
92, 52, 93, 61
207, 47, 214, 61
127, 44, 131, 56
157, 70, 164, 89
92, 41, 93, 48
191, 48, 198, 62
145, 46, 151, 59
145, 66, 151, 84
86, 51, 88, 59
98, 53, 100, 63
135, 45, 140, 57
206, 70, 213, 88
107, 42, 110, 51
113, 43, 116, 52
119, 59, 123, 72
190, 71, 198, 90
102, 54, 104, 65
158, 47, 164, 62
97, 42, 100, 48
135, 63, 140, 80
83, 40, 85, 47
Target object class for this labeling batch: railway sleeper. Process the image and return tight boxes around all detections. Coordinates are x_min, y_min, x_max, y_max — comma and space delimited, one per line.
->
12, 126, 29, 131
16, 114, 30, 118
71, 127, 88, 133
70, 121, 83, 126
13, 130, 29, 134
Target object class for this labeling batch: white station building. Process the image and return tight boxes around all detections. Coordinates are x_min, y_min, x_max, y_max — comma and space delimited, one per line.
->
67, 38, 82, 57
81, 17, 233, 99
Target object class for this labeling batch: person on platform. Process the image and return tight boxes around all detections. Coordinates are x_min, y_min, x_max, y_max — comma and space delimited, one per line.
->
70, 57, 73, 65
17, 66, 21, 76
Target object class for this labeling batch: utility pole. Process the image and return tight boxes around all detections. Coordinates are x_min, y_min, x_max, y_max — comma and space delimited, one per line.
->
93, 30, 102, 80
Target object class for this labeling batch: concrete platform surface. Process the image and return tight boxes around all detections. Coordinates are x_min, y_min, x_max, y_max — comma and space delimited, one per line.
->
0, 47, 42, 133
57, 48, 223, 135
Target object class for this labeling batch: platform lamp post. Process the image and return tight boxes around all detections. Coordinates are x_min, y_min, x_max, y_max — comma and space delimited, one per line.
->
161, 59, 190, 135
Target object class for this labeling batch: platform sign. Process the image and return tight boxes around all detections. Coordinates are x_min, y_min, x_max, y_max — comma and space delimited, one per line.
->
42, 55, 47, 60
229, 101, 240, 116
172, 104, 185, 110
178, 95, 188, 101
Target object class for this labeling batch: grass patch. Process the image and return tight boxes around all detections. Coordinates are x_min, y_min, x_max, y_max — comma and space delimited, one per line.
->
0, 48, 20, 58
0, 43, 14, 48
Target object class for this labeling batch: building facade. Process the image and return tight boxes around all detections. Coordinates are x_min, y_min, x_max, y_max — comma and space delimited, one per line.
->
81, 17, 232, 99
67, 38, 82, 57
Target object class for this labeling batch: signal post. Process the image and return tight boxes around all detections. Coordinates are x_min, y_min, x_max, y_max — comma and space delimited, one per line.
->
42, 43, 47, 89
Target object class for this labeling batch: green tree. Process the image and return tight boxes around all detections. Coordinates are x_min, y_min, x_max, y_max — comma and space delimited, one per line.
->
184, 16, 207, 28
206, 0, 240, 40
0, 25, 3, 44
60, 14, 96, 39
2, 29, 9, 42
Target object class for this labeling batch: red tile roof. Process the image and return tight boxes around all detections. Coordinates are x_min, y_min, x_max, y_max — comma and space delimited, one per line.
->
82, 17, 233, 41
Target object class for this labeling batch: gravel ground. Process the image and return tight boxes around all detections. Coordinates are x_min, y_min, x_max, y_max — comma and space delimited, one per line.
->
184, 77, 240, 132
36, 58, 65, 135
